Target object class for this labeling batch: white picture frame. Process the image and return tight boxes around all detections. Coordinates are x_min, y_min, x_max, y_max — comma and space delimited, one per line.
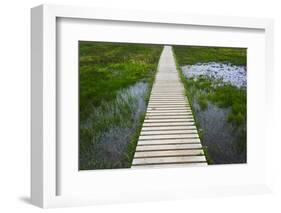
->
31, 4, 274, 208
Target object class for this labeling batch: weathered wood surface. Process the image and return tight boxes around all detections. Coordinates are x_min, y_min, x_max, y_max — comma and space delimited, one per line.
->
137, 138, 201, 145
132, 46, 207, 168
136, 143, 203, 151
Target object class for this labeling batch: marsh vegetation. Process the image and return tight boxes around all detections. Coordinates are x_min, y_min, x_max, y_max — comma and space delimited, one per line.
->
173, 46, 247, 164
79, 42, 162, 170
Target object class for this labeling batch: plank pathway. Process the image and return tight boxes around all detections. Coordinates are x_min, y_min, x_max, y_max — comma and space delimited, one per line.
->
132, 46, 207, 168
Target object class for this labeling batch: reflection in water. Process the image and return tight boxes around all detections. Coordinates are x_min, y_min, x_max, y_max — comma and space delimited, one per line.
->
80, 82, 149, 168
180, 62, 246, 164
193, 101, 246, 164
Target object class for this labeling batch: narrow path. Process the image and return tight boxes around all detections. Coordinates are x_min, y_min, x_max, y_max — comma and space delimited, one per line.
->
132, 46, 207, 168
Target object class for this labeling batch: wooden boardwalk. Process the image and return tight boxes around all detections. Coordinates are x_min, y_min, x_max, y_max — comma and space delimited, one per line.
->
132, 46, 207, 168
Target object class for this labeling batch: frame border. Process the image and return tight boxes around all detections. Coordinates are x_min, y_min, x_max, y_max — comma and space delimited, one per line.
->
31, 4, 274, 208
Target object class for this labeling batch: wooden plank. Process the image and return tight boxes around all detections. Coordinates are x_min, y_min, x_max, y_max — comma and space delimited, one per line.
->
151, 93, 185, 96
148, 104, 188, 107
149, 100, 187, 102
150, 96, 186, 98
149, 98, 186, 101
146, 112, 192, 115
153, 85, 183, 87
149, 97, 187, 100
149, 97, 185, 99
144, 119, 194, 123
146, 110, 192, 114
146, 112, 192, 116
153, 85, 183, 86
151, 90, 184, 92
154, 82, 181, 83
147, 110, 192, 113
154, 82, 182, 83
152, 89, 184, 91
147, 108, 191, 111
149, 99, 188, 101
151, 92, 183, 93
149, 98, 185, 100
147, 107, 191, 110
145, 115, 193, 119
148, 106, 190, 109
141, 126, 197, 131
139, 134, 199, 141
148, 103, 189, 106
149, 103, 189, 106
152, 87, 182, 88
153, 85, 181, 86
147, 109, 191, 111
132, 156, 206, 165
150, 94, 185, 96
151, 91, 184, 93
134, 149, 204, 158
136, 143, 203, 151
154, 81, 181, 82
146, 114, 193, 118
149, 102, 187, 105
152, 87, 183, 89
149, 100, 186, 103
149, 95, 184, 97
131, 162, 207, 168
147, 109, 191, 112
137, 140, 201, 146
150, 93, 184, 94
142, 122, 195, 127
152, 88, 183, 91
140, 129, 198, 136
149, 100, 188, 102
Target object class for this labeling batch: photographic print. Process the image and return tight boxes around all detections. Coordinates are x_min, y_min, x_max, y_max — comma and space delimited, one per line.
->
79, 42, 247, 170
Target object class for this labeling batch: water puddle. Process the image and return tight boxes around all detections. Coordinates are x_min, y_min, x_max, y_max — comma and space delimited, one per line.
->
181, 62, 246, 164
193, 101, 246, 164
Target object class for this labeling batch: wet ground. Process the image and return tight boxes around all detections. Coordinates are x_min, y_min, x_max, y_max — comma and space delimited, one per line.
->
181, 62, 246, 164
80, 82, 149, 169
193, 101, 246, 164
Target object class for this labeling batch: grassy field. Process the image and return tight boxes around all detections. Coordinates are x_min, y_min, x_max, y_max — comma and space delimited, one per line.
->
173, 45, 247, 163
79, 41, 162, 170
174, 46, 246, 66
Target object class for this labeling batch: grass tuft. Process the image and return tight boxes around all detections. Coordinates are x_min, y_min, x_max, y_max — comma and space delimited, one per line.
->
198, 94, 208, 110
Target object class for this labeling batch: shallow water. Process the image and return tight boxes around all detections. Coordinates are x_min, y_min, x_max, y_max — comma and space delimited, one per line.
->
80, 81, 149, 169
180, 62, 247, 164
193, 101, 246, 164
181, 62, 247, 88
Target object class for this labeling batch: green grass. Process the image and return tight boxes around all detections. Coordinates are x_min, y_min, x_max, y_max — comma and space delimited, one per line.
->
198, 93, 208, 110
173, 45, 247, 66
80, 41, 162, 121
202, 146, 214, 164
182, 76, 247, 125
79, 41, 162, 170
207, 83, 246, 124
173, 46, 247, 162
